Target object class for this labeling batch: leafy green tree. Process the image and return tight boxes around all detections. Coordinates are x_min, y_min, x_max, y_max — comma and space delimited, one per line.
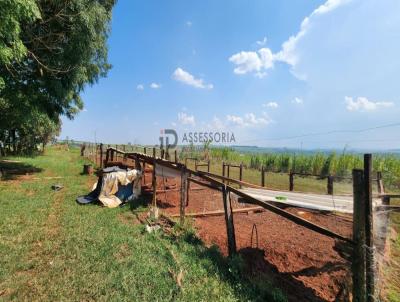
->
0, 0, 116, 153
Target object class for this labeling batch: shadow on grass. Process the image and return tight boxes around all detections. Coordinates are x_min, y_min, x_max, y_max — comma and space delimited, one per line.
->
0, 160, 43, 180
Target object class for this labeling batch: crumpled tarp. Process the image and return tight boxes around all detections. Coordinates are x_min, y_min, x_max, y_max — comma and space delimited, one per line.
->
98, 169, 141, 208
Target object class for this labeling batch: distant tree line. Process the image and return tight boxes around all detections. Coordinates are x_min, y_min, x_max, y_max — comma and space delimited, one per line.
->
0, 0, 116, 155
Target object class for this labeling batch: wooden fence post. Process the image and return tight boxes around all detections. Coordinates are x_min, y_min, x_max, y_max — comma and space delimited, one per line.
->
222, 185, 237, 256
195, 159, 198, 171
207, 160, 210, 172
352, 169, 367, 302
144, 147, 147, 154
123, 145, 126, 152
186, 173, 191, 206
100, 143, 104, 168
327, 175, 334, 195
377, 171, 384, 194
110, 149, 114, 162
261, 166, 265, 187
180, 168, 188, 224
105, 149, 110, 166
239, 163, 243, 186
289, 171, 294, 191
153, 147, 156, 158
364, 154, 375, 302
152, 159, 157, 208
174, 150, 178, 163
227, 164, 230, 185
222, 162, 225, 184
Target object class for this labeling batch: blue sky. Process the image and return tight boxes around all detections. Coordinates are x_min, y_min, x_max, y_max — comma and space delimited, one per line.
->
61, 0, 400, 150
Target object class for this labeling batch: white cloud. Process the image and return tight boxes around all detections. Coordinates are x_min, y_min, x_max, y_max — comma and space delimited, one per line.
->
263, 102, 278, 108
292, 97, 303, 104
229, 48, 274, 76
229, 0, 349, 78
275, 0, 350, 70
171, 122, 177, 127
178, 112, 195, 126
345, 96, 394, 112
226, 113, 271, 127
186, 21, 192, 27
136, 84, 144, 90
256, 37, 267, 46
150, 83, 161, 89
173, 68, 213, 89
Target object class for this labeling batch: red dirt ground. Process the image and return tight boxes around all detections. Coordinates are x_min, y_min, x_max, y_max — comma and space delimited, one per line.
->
137, 168, 353, 302
98, 157, 353, 301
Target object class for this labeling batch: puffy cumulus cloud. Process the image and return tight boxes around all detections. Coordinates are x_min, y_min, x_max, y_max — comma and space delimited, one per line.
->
229, 48, 274, 76
136, 84, 144, 90
150, 83, 161, 89
229, 0, 350, 78
178, 112, 196, 126
226, 113, 272, 127
173, 68, 213, 89
263, 102, 278, 108
345, 96, 394, 112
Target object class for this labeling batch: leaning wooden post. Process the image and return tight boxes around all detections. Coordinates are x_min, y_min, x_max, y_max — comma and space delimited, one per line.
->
180, 168, 188, 224
289, 171, 294, 191
364, 154, 375, 302
100, 143, 104, 168
352, 169, 367, 302
327, 175, 334, 195
222, 185, 237, 256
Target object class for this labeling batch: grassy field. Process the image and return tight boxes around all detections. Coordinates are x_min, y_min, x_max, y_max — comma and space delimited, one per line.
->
0, 147, 285, 301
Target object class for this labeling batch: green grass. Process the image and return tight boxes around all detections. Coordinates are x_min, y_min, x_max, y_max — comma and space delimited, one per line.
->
0, 147, 286, 301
